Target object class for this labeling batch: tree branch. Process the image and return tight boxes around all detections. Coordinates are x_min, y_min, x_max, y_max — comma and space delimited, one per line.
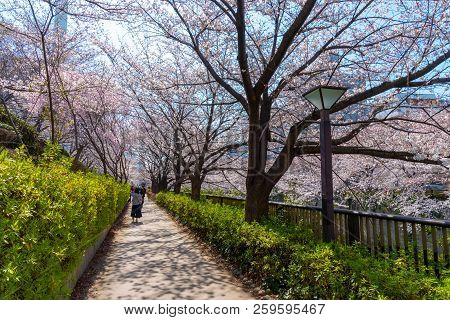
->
295, 145, 446, 166
253, 0, 317, 96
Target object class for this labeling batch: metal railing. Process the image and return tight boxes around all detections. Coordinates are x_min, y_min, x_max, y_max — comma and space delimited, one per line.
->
200, 193, 449, 277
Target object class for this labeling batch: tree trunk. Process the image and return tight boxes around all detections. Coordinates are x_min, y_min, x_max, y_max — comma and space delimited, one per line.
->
173, 179, 182, 194
101, 159, 108, 175
158, 176, 168, 192
151, 180, 159, 193
190, 175, 202, 200
172, 128, 183, 194
245, 175, 271, 222
244, 98, 273, 222
41, 33, 55, 143
152, 175, 168, 194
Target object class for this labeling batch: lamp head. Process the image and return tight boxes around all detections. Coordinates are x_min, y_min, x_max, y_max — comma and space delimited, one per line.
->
302, 85, 347, 110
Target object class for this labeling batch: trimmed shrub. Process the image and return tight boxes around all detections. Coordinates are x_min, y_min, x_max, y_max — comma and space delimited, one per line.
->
156, 192, 449, 299
0, 147, 129, 299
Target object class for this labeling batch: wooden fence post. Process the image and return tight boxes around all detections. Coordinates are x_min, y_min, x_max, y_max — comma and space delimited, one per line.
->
348, 214, 360, 244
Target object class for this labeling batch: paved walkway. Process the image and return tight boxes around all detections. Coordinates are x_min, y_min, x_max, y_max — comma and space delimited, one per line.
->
78, 199, 252, 300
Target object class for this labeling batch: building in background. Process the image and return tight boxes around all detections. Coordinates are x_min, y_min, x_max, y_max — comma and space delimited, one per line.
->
376, 91, 446, 119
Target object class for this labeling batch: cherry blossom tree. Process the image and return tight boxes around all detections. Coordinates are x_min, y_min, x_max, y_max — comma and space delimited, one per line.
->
0, 0, 134, 180
2, 0, 448, 216
127, 0, 449, 221
113, 38, 247, 197
0, 0, 71, 142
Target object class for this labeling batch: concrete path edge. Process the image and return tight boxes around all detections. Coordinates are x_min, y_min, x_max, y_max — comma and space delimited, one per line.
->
66, 203, 130, 291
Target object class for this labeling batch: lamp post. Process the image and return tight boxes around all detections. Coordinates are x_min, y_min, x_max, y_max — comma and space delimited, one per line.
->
302, 86, 347, 242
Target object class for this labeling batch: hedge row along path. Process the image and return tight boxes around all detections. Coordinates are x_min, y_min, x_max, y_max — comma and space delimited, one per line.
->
72, 199, 253, 299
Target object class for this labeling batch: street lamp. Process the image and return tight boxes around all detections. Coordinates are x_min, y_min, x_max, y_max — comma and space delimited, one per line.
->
302, 86, 347, 242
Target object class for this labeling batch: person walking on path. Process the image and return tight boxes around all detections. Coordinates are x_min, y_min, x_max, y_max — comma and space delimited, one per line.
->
131, 187, 143, 223
140, 185, 146, 204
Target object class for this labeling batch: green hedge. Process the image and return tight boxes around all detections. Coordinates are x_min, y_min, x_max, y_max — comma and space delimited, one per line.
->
0, 147, 130, 299
156, 192, 449, 299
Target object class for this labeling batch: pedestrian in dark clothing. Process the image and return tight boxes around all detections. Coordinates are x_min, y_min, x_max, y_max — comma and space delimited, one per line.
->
131, 187, 143, 222
140, 186, 146, 203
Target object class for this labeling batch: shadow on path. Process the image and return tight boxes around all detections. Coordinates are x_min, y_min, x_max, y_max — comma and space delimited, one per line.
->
72, 200, 252, 300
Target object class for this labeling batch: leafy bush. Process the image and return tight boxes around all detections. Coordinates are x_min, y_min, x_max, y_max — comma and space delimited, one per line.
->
156, 192, 449, 299
0, 104, 45, 155
0, 146, 129, 299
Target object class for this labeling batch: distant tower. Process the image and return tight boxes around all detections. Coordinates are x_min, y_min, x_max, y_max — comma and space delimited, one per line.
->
54, 0, 68, 32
